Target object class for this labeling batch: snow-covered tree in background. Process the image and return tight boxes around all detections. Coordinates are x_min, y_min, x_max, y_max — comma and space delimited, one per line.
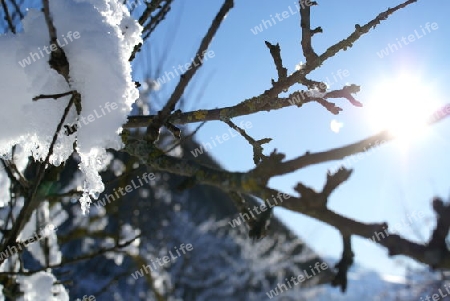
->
0, 0, 449, 300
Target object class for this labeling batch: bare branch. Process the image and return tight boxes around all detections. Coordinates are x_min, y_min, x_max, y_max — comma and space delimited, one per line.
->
299, 0, 318, 62
318, 0, 418, 63
145, 0, 234, 143
321, 168, 353, 199
264, 41, 287, 82
129, 0, 174, 61
271, 131, 390, 177
426, 198, 450, 267
222, 119, 271, 164
331, 234, 354, 292
124, 88, 355, 128
1, 0, 15, 33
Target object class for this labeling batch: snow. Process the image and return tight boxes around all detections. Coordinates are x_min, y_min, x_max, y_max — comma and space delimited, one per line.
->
17, 201, 67, 266
308, 262, 411, 301
102, 223, 141, 265
295, 62, 304, 71
1, 1, 437, 300
17, 271, 69, 301
0, 0, 143, 299
307, 88, 327, 98
0, 0, 142, 214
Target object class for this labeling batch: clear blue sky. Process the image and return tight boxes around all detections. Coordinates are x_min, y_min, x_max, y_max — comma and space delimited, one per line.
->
134, 0, 449, 277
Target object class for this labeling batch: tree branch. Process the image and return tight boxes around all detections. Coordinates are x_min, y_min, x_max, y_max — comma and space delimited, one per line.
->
145, 0, 234, 143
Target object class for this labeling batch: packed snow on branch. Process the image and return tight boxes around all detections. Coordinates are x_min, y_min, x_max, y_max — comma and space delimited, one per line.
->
0, 0, 142, 214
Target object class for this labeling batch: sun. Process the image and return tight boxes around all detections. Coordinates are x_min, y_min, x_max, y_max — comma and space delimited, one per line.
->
365, 74, 440, 146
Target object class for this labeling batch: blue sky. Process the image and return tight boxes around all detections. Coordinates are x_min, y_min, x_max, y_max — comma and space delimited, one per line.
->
133, 0, 450, 277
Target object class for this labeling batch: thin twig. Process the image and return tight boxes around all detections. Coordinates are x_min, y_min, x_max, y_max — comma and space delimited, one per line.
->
1, 0, 16, 33
32, 91, 74, 101
145, 0, 234, 142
